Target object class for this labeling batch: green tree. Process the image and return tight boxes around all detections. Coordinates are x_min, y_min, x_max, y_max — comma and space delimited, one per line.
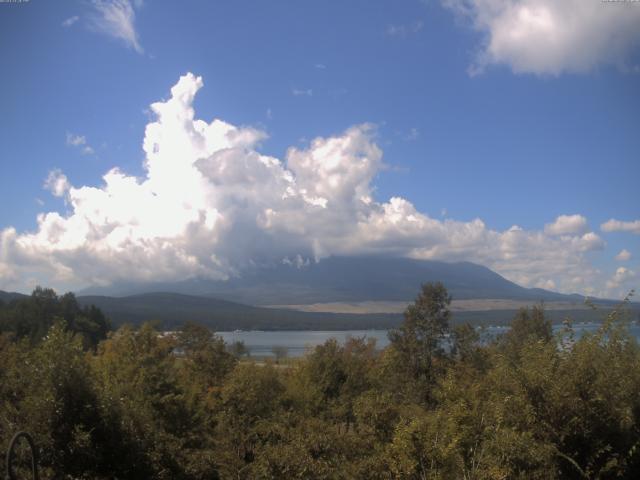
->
92, 323, 198, 479
388, 282, 451, 403
272, 345, 288, 363
215, 363, 285, 478
0, 287, 110, 348
178, 322, 236, 389
0, 321, 106, 478
500, 305, 552, 353
228, 340, 250, 358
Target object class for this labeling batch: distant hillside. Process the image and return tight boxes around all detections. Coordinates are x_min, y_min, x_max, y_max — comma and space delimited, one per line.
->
5, 256, 633, 331
77, 292, 402, 331
79, 256, 588, 305
0, 291, 28, 303
2, 288, 633, 331
75, 292, 632, 331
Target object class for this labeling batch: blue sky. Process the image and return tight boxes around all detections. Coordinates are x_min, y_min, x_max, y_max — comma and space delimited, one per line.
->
0, 0, 639, 297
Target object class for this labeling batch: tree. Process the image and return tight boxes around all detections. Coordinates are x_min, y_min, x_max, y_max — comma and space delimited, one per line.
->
60, 293, 110, 348
177, 322, 236, 388
388, 282, 451, 402
0, 321, 107, 479
92, 323, 196, 479
272, 345, 288, 363
229, 340, 250, 358
0, 287, 110, 348
451, 322, 488, 371
215, 364, 285, 478
500, 305, 552, 354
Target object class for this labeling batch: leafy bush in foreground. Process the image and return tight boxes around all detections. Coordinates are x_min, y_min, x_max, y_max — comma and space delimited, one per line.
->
0, 285, 638, 479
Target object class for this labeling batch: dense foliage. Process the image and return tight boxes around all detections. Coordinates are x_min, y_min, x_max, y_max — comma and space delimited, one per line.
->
0, 287, 110, 348
1, 284, 639, 479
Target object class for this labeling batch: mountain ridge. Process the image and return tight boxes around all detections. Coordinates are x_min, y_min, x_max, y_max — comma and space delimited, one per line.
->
4, 257, 633, 330
78, 256, 589, 305
75, 291, 401, 330
0, 291, 28, 303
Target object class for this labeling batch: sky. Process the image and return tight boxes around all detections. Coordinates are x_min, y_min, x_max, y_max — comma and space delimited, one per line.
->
0, 0, 639, 298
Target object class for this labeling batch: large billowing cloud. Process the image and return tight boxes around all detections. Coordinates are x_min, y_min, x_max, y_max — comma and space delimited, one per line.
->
0, 74, 613, 295
442, 0, 640, 75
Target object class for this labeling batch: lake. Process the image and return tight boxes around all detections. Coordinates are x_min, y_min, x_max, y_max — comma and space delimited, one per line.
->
218, 322, 640, 357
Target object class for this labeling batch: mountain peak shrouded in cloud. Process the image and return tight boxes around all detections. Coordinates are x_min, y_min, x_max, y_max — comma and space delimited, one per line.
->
443, 0, 640, 75
0, 73, 626, 297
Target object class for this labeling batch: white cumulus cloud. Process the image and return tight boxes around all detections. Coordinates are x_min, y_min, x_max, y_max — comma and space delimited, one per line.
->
544, 214, 589, 236
0, 73, 615, 295
442, 0, 640, 75
615, 249, 632, 262
44, 170, 71, 198
601, 218, 640, 235
605, 266, 636, 296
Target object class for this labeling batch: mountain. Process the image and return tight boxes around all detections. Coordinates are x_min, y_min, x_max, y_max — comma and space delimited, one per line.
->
8, 256, 627, 331
2, 282, 632, 332
79, 256, 586, 305
74, 292, 627, 331
0, 288, 401, 330
0, 290, 28, 303
76, 292, 401, 331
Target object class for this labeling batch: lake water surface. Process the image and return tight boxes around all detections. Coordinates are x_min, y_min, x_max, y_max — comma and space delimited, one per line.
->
218, 323, 640, 357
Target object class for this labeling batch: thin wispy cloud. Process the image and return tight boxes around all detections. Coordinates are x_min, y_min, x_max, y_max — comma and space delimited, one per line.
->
405, 127, 419, 141
89, 0, 143, 54
328, 87, 348, 98
387, 20, 424, 37
292, 88, 313, 97
61, 16, 80, 28
66, 133, 95, 155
